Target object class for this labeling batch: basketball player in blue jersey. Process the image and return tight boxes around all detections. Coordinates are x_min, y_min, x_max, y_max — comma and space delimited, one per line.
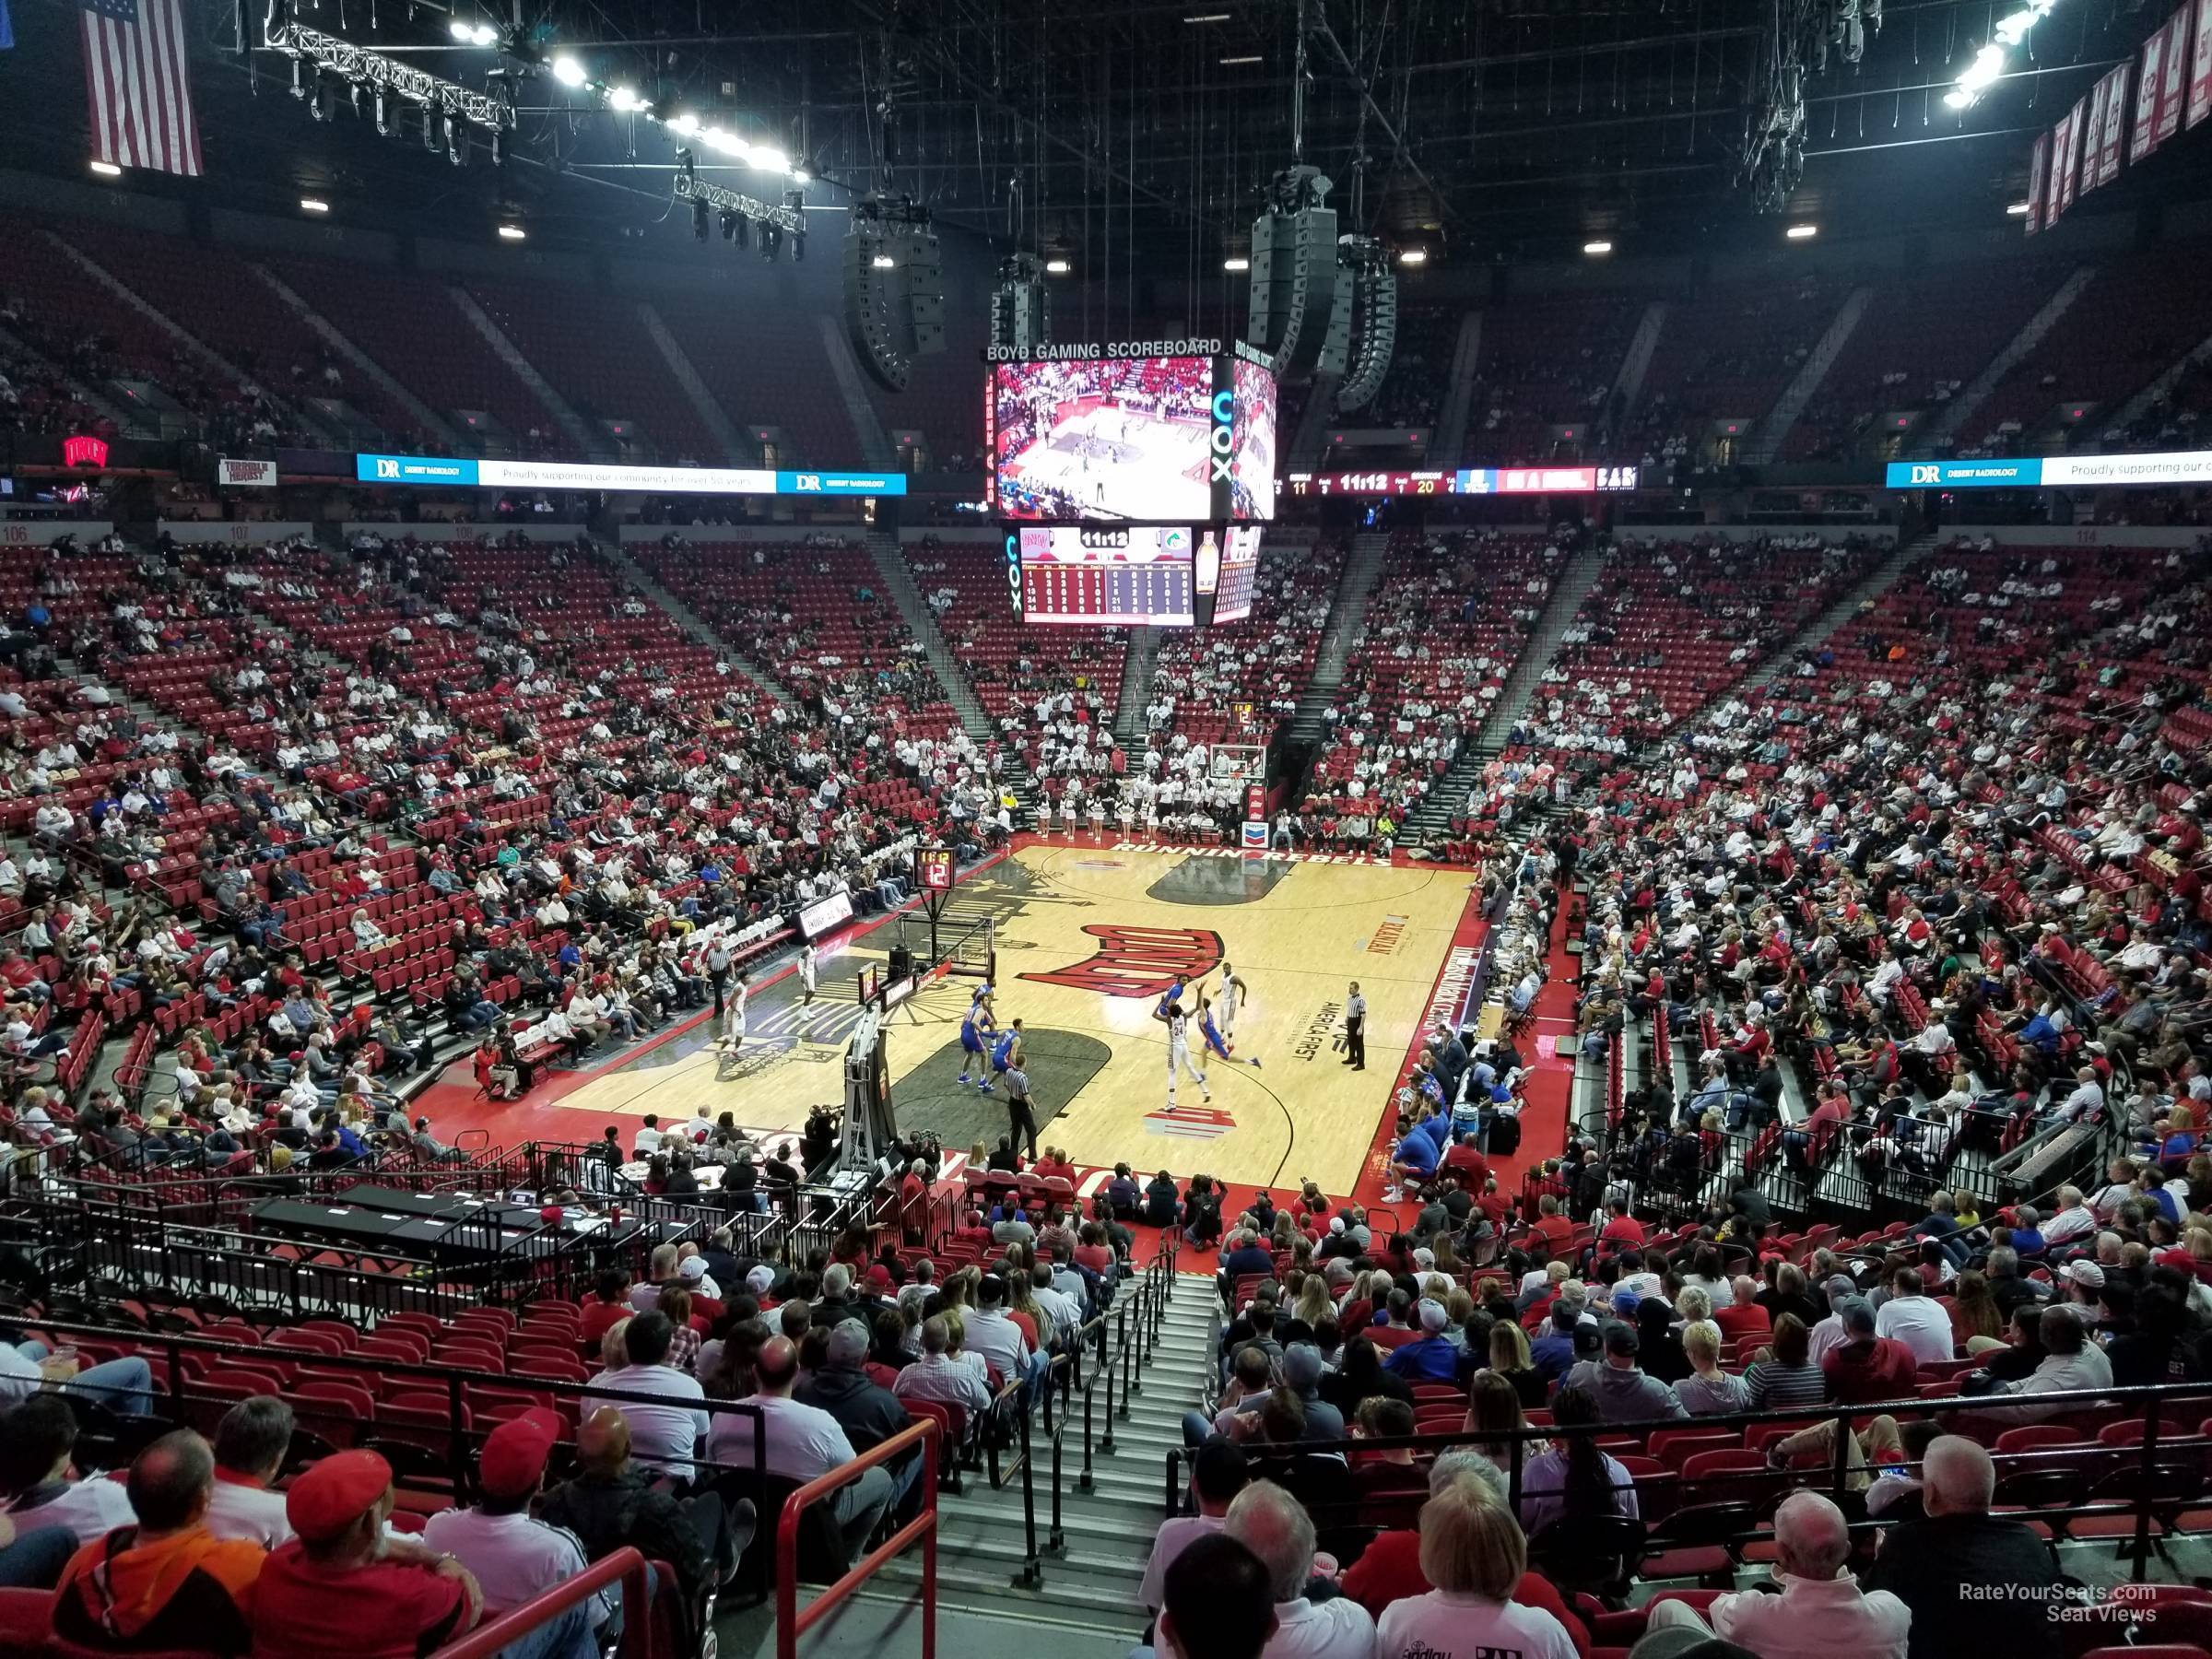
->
1152, 976, 1187, 1027
1196, 986, 1261, 1072
987, 1019, 1024, 1095
956, 994, 995, 1086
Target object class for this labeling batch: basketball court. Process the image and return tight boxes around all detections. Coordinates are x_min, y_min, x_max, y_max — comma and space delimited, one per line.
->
504, 840, 1486, 1194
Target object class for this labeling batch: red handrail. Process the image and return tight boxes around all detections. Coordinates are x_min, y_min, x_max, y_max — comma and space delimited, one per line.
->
776, 1417, 940, 1659
432, 1544, 653, 1659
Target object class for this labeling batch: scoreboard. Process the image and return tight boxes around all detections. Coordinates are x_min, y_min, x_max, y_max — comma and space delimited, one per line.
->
1017, 524, 1195, 625
1202, 525, 1263, 625
1285, 464, 1641, 498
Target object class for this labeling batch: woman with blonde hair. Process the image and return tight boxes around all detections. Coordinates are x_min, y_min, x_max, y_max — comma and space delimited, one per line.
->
1376, 1476, 1578, 1659
1293, 1272, 1336, 1333
1676, 1284, 1713, 1324
1485, 1321, 1547, 1408
599, 1316, 631, 1371
1677, 1320, 1748, 1416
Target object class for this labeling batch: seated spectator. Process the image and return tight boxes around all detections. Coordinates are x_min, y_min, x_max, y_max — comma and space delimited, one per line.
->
1517, 1387, 1638, 1534
705, 1335, 891, 1565
0, 1394, 136, 1546
794, 1320, 919, 1512
1156, 1532, 1278, 1659
1566, 1323, 1687, 1423
1863, 1437, 2061, 1659
1822, 1299, 1920, 1406
1872, 1267, 1956, 1365
49, 1430, 267, 1656
1140, 1440, 1248, 1618
584, 1310, 711, 1472
204, 1398, 304, 1547
1983, 1304, 2112, 1420
1712, 1274, 1772, 1345
542, 1407, 750, 1650
1374, 1474, 1579, 1659
1676, 1320, 1749, 1417
423, 1411, 606, 1659
1641, 1490, 1909, 1659
1, 1332, 156, 1417
249, 1450, 483, 1658
1222, 1480, 1374, 1658
891, 1314, 994, 1415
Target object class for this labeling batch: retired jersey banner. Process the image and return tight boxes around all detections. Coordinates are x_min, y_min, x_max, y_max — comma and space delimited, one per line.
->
2096, 63, 2130, 186
2158, 4, 2193, 143
2025, 132, 2049, 234
2078, 74, 2110, 195
2193, 0, 2212, 129
2136, 6, 2188, 159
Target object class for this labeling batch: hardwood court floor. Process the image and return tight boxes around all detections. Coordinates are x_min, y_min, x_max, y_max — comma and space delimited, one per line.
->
537, 842, 1478, 1193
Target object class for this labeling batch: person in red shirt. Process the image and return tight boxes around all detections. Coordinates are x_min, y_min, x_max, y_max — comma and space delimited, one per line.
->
1712, 1275, 1773, 1346
249, 1450, 481, 1659
1820, 1300, 1919, 1406
1528, 1194, 1576, 1257
1441, 1136, 1489, 1189
1596, 1198, 1645, 1252
1339, 1454, 1589, 1655
579, 1268, 634, 1347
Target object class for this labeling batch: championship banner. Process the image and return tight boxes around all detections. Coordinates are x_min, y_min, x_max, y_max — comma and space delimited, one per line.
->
2192, 0, 2212, 129
2135, 7, 2187, 159
2053, 97, 2087, 218
2077, 73, 2110, 196
2024, 132, 2048, 234
2095, 63, 2130, 187
2158, 4, 2193, 145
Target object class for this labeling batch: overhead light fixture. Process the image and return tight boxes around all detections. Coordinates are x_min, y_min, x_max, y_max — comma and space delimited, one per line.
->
550, 54, 586, 88
666, 112, 700, 136
300, 196, 330, 213
1222, 255, 1251, 271
607, 87, 643, 113
1785, 223, 1818, 240
89, 159, 122, 177
1397, 247, 1429, 265
871, 253, 897, 270
1219, 54, 1262, 65
2006, 201, 2030, 216
448, 19, 496, 45
1947, 2, 2062, 111
498, 223, 526, 241
793, 169, 811, 185
1583, 240, 1613, 255
748, 144, 790, 174
1184, 11, 1232, 20
1044, 257, 1071, 276
693, 199, 712, 241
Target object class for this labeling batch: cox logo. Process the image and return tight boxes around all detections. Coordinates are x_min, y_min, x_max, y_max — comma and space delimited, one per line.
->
1908, 465, 1943, 485
1209, 389, 1235, 484
1003, 532, 1024, 618
375, 458, 401, 480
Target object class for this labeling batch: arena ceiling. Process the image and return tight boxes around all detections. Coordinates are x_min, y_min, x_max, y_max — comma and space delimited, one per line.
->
0, 0, 2199, 267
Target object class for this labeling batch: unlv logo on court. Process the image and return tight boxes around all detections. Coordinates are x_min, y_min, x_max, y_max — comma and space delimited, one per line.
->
1019, 924, 1222, 997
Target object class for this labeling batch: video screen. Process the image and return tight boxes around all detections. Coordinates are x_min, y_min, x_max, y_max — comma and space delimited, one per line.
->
1213, 525, 1262, 624
992, 357, 1214, 522
1018, 524, 1195, 626
1230, 357, 1278, 521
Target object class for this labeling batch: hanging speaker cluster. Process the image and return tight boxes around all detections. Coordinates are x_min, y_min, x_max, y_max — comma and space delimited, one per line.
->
989, 253, 1053, 356
843, 194, 945, 393
1244, 165, 1344, 384
1333, 236, 1398, 412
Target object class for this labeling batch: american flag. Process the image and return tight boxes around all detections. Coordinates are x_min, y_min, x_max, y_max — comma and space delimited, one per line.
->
79, 0, 202, 177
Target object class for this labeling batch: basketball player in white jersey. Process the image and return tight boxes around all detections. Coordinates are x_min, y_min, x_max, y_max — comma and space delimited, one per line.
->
1165, 1004, 1210, 1106
716, 971, 749, 1071
1216, 961, 1244, 1040
797, 942, 818, 1006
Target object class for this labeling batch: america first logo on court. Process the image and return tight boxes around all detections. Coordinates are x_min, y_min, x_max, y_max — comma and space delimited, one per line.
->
1018, 924, 1223, 997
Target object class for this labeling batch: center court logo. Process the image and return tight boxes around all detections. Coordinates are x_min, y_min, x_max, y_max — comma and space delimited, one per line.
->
1145, 1101, 1237, 1138
1018, 924, 1222, 997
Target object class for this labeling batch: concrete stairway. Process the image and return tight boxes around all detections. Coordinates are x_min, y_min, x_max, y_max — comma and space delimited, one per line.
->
638, 301, 750, 465
863, 535, 998, 746
1747, 285, 1873, 465
1924, 265, 2098, 450
597, 541, 793, 709
449, 287, 594, 453
0, 323, 139, 438
1113, 629, 1162, 746
1404, 540, 1611, 839
1433, 310, 1485, 465
857, 1274, 1218, 1645
253, 265, 461, 449
1286, 534, 1392, 747
1724, 530, 1931, 705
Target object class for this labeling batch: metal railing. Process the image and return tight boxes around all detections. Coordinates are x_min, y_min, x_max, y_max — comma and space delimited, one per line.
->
1160, 1375, 2212, 1586
776, 1417, 941, 1659
434, 1546, 654, 1658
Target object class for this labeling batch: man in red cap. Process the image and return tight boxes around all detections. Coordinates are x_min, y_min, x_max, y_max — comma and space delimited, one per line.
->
249, 1450, 482, 1658
422, 1411, 606, 1659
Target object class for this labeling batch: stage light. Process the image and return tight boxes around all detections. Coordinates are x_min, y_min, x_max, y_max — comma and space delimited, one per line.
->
1044, 258, 1071, 275
748, 144, 790, 174
498, 223, 526, 240
300, 196, 330, 213
448, 19, 496, 45
1583, 240, 1613, 255
759, 222, 782, 261
607, 86, 642, 112
550, 55, 586, 88
666, 112, 700, 136
693, 198, 712, 241
793, 169, 811, 185
2006, 201, 2030, 216
1222, 255, 1250, 271
1785, 223, 1818, 240
1944, 88, 1975, 109
1397, 247, 1429, 265
731, 212, 750, 250
871, 253, 897, 269
89, 159, 122, 177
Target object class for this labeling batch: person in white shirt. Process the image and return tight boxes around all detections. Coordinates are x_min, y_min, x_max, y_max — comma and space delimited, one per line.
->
1224, 1480, 1375, 1659
1872, 1267, 1957, 1365
1139, 1440, 1247, 1615
890, 1316, 994, 1415
1373, 1476, 1578, 1659
583, 1312, 709, 1473
424, 1410, 608, 1659
959, 1273, 1040, 1391
2040, 1186, 2097, 1247
1640, 1489, 1908, 1659
0, 1395, 137, 1547
706, 1335, 891, 1565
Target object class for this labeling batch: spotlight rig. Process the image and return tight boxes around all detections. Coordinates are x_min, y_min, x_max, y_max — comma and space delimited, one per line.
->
265, 3, 513, 155
672, 151, 806, 256
1739, 0, 1882, 212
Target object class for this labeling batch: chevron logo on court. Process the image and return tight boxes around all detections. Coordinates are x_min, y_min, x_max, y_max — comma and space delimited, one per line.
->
1017, 924, 1223, 997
